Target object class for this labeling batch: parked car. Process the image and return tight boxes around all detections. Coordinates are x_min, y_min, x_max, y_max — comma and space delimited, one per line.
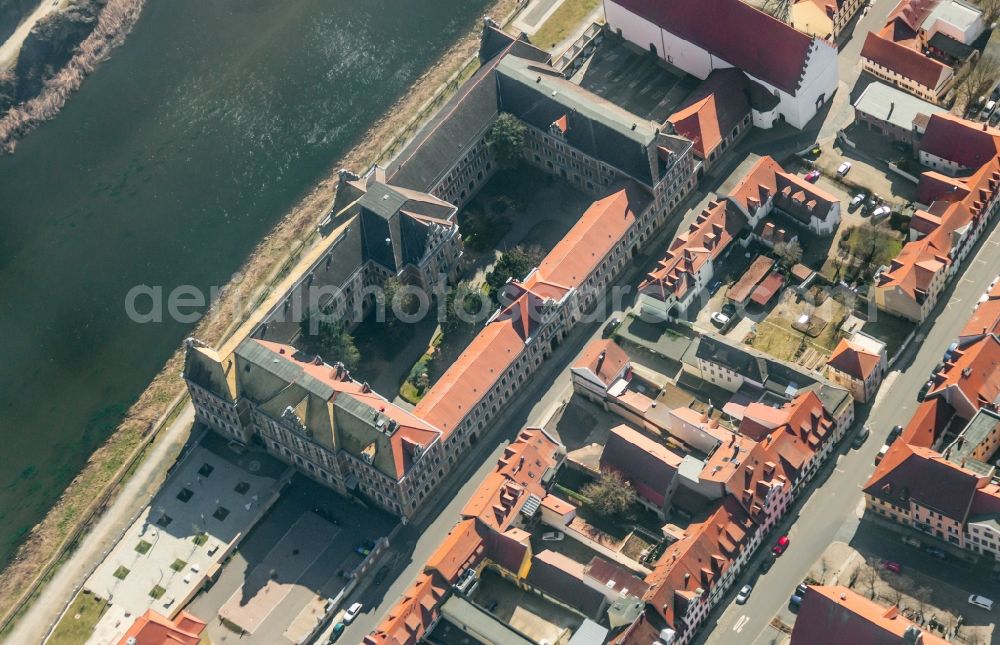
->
759, 554, 776, 574
328, 622, 345, 643
875, 444, 890, 465
708, 280, 722, 295
804, 170, 820, 182
837, 161, 853, 176
486, 599, 499, 612
542, 531, 564, 542
374, 565, 390, 585
711, 311, 731, 328
852, 424, 871, 449
344, 602, 363, 624
789, 586, 805, 609
887, 424, 903, 444
969, 595, 994, 610
603, 317, 622, 338
850, 193, 865, 210
917, 379, 933, 401
944, 341, 960, 361
773, 535, 790, 555
881, 560, 902, 574
925, 546, 947, 560
872, 205, 891, 219
721, 302, 737, 317
901, 535, 922, 548
736, 584, 753, 604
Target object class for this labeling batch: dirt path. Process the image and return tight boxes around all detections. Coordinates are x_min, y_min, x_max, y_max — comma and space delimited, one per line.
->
0, 0, 524, 637
0, 0, 64, 70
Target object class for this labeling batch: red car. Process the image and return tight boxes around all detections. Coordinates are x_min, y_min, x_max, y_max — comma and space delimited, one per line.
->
773, 535, 790, 555
881, 560, 902, 574
804, 170, 820, 182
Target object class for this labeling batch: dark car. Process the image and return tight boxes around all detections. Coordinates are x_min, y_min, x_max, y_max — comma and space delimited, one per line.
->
708, 280, 722, 295
917, 380, 933, 401
721, 302, 737, 317
759, 554, 776, 574
374, 566, 390, 585
925, 546, 948, 560
328, 622, 345, 643
603, 317, 622, 338
887, 424, 903, 444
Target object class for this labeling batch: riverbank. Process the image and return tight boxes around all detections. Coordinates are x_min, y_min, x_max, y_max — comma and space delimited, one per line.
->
0, 0, 523, 634
0, 0, 145, 152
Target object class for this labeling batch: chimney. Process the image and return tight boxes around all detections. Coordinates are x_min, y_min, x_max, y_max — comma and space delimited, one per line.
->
595, 350, 607, 374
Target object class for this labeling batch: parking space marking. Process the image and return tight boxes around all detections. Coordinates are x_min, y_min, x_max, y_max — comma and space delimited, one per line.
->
734, 615, 750, 632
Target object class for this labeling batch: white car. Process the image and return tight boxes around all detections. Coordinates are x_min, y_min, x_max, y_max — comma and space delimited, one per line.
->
837, 161, 852, 176
969, 595, 994, 610
736, 584, 752, 604
344, 602, 363, 624
542, 531, 564, 542
850, 193, 865, 208
711, 312, 731, 328
871, 205, 891, 218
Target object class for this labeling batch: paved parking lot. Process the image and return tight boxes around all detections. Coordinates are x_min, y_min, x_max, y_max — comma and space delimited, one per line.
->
187, 474, 398, 645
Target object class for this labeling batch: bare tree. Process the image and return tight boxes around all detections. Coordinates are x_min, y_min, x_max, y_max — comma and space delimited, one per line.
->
977, 0, 1000, 25
816, 556, 830, 584
954, 55, 1000, 116
912, 586, 932, 623
853, 561, 878, 599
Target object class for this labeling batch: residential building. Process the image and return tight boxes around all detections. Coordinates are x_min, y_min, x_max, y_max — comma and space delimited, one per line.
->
570, 339, 632, 403
791, 0, 867, 40
875, 114, 1000, 321
601, 424, 684, 515
117, 610, 206, 645
791, 585, 949, 644
727, 155, 842, 236
665, 69, 753, 174
638, 199, 748, 320
959, 279, 1000, 345
852, 81, 946, 145
604, 0, 839, 129
860, 0, 983, 102
825, 331, 888, 402
863, 332, 1000, 554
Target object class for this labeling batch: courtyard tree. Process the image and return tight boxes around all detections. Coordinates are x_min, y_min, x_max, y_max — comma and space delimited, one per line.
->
442, 280, 489, 336
486, 245, 545, 304
582, 469, 637, 518
299, 309, 361, 372
487, 112, 527, 167
843, 222, 899, 280
773, 239, 803, 268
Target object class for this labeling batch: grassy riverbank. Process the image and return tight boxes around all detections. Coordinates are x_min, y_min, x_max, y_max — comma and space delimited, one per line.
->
0, 0, 523, 630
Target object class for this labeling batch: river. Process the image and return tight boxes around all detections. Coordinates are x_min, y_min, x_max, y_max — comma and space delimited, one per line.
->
0, 0, 491, 565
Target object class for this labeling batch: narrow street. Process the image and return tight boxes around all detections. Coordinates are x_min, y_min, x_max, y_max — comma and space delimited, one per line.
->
701, 176, 1000, 645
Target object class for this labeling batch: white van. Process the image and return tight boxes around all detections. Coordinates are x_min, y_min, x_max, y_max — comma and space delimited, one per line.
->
983, 100, 997, 119
969, 594, 994, 610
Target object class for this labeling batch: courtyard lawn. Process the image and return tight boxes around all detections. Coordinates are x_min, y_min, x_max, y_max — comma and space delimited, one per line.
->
48, 592, 108, 645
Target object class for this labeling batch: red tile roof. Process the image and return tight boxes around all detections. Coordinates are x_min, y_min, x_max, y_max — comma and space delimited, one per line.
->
572, 338, 631, 387
791, 585, 949, 645
828, 338, 882, 380
643, 498, 755, 629
899, 396, 954, 447
727, 256, 775, 304
749, 272, 785, 306
416, 187, 647, 435
364, 571, 449, 645
640, 199, 747, 302
424, 518, 486, 582
961, 280, 1000, 340
921, 113, 1000, 169
667, 70, 750, 159
929, 333, 1000, 408
117, 610, 206, 645
612, 0, 816, 95
729, 155, 839, 224
861, 32, 950, 90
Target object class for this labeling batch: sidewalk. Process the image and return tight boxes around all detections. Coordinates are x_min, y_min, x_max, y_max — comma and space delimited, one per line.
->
7, 406, 197, 645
